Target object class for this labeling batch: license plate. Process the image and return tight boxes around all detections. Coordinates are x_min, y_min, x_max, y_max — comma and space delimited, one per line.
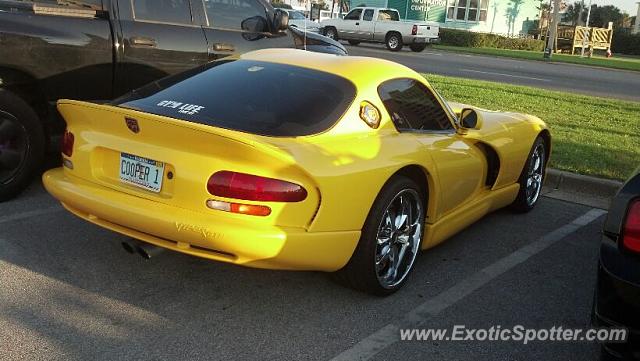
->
415, 37, 427, 43
119, 153, 164, 193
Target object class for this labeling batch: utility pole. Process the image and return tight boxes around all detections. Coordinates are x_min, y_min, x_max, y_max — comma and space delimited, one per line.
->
634, 2, 640, 34
544, 0, 561, 59
580, 0, 592, 57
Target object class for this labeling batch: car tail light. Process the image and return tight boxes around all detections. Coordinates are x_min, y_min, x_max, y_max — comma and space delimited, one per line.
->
412, 25, 418, 35
622, 199, 640, 253
207, 171, 307, 202
62, 130, 74, 157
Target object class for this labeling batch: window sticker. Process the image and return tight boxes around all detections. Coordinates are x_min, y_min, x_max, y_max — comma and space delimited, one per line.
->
156, 100, 205, 115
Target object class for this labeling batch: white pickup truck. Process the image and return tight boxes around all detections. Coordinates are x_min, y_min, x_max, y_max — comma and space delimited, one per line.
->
320, 7, 439, 52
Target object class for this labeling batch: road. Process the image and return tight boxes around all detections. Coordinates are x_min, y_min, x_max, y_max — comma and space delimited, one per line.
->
1, 183, 607, 360
346, 44, 640, 102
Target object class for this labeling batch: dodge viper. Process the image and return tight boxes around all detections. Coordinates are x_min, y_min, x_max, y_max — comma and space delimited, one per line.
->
43, 49, 550, 295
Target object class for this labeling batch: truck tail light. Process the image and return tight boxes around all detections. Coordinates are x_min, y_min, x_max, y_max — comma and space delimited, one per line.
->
62, 130, 74, 157
412, 25, 418, 35
622, 199, 640, 253
207, 171, 307, 202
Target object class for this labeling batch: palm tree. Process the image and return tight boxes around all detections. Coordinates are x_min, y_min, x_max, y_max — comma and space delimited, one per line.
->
506, 0, 525, 36
563, 1, 588, 26
536, 0, 551, 32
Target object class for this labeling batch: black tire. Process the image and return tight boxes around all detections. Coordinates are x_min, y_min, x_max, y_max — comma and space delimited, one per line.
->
385, 32, 403, 52
334, 176, 426, 295
410, 43, 427, 52
347, 40, 360, 46
0, 90, 45, 202
324, 27, 338, 40
511, 136, 547, 212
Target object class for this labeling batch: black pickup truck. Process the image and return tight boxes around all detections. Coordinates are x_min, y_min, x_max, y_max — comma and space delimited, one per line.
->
0, 0, 345, 201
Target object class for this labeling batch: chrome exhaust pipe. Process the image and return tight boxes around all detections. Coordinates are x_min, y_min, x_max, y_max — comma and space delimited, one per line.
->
121, 239, 138, 254
135, 242, 165, 259
121, 238, 164, 259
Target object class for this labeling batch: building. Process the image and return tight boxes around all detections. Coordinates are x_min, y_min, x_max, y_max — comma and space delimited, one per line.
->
341, 0, 540, 36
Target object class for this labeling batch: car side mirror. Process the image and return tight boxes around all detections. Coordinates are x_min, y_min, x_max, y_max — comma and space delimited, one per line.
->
241, 16, 268, 41
273, 9, 289, 32
459, 108, 481, 130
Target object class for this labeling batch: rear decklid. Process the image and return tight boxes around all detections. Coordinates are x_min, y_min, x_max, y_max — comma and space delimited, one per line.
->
58, 100, 320, 228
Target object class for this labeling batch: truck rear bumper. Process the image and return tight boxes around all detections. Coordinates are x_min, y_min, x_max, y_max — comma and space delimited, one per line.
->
406, 36, 440, 44
43, 168, 360, 272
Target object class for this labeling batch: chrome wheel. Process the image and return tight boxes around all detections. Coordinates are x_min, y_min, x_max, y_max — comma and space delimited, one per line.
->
388, 35, 399, 49
0, 114, 28, 184
525, 142, 545, 206
375, 189, 423, 289
325, 28, 337, 40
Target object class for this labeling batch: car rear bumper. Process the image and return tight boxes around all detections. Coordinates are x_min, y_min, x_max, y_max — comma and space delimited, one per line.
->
43, 168, 360, 271
593, 237, 640, 359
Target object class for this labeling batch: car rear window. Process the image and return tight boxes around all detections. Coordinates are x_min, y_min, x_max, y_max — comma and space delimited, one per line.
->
114, 60, 356, 137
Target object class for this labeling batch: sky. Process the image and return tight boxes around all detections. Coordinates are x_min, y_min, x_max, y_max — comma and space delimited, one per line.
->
590, 0, 638, 15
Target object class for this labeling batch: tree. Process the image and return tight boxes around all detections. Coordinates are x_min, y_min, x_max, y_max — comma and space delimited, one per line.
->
589, 5, 624, 28
506, 0, 525, 36
535, 0, 551, 31
562, 1, 588, 26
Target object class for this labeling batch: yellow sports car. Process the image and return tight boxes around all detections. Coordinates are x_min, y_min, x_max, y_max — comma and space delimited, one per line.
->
43, 49, 549, 295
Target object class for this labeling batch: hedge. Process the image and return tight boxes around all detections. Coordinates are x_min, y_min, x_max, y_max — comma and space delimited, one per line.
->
439, 28, 545, 51
611, 32, 640, 55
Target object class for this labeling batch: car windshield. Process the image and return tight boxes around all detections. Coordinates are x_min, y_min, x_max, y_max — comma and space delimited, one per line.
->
378, 10, 399, 21
289, 11, 306, 19
114, 60, 356, 137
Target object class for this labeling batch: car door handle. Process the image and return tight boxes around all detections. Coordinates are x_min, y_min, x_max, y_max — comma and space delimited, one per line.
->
211, 43, 235, 52
130, 36, 157, 48
356, 22, 359, 25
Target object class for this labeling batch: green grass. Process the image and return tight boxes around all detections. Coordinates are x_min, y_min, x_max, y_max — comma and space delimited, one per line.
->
433, 45, 640, 72
424, 74, 640, 180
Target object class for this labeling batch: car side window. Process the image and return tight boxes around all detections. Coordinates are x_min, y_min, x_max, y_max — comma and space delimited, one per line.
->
362, 9, 374, 21
378, 10, 399, 21
378, 78, 453, 132
344, 9, 362, 20
203, 0, 268, 31
133, 0, 192, 24
289, 11, 306, 20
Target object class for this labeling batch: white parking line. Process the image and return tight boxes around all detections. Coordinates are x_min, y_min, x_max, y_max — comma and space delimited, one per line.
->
329, 208, 607, 361
0, 207, 63, 225
460, 68, 552, 82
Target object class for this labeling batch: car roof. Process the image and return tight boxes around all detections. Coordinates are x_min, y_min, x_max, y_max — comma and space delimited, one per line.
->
238, 49, 420, 89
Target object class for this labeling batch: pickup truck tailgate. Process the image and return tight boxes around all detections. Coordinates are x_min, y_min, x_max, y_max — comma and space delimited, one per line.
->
417, 23, 439, 38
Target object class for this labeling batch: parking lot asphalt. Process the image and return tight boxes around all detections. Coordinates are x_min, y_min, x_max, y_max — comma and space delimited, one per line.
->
345, 43, 640, 102
1, 182, 606, 361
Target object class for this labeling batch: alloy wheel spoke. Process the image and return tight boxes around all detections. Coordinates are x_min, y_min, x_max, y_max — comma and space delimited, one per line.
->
376, 244, 391, 267
395, 196, 410, 230
395, 242, 409, 270
386, 244, 400, 281
533, 155, 541, 172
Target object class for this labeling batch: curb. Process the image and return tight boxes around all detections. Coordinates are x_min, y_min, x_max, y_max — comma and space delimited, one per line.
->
433, 47, 639, 75
544, 169, 623, 198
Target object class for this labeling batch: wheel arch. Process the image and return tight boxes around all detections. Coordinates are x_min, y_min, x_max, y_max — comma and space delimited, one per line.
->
538, 129, 551, 163
385, 30, 402, 41
0, 67, 50, 125
388, 164, 437, 223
